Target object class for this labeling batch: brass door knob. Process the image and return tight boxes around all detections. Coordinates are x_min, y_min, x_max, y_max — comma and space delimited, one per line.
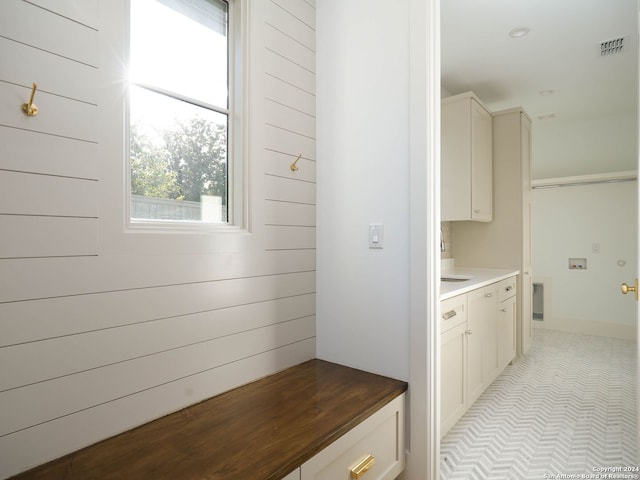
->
621, 279, 638, 301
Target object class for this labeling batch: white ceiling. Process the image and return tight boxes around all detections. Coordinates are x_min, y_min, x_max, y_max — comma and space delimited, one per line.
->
441, 0, 639, 124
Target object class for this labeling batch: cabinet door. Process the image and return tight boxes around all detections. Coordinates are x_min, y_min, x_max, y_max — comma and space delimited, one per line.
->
441, 322, 467, 437
470, 99, 492, 221
498, 296, 517, 369
441, 93, 492, 222
441, 97, 472, 221
473, 284, 499, 387
465, 289, 485, 406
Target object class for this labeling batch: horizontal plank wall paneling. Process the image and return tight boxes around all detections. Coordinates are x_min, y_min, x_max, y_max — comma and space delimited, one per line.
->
0, 0, 99, 262
264, 49, 315, 95
264, 70, 315, 115
265, 151, 316, 184
0, 82, 98, 142
272, 0, 316, 32
0, 340, 315, 478
265, 98, 315, 138
262, 0, 316, 256
0, 171, 97, 217
0, 316, 316, 436
0, 124, 98, 179
0, 250, 316, 303
25, 0, 99, 29
1, 297, 315, 398
265, 0, 315, 51
265, 123, 316, 162
1, 0, 98, 67
0, 0, 316, 477
0, 36, 98, 105
264, 22, 315, 73
265, 174, 316, 204
265, 200, 315, 226
265, 225, 316, 250
0, 273, 315, 349
0, 215, 97, 259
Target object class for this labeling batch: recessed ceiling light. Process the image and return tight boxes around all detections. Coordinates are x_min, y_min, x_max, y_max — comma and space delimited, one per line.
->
509, 27, 530, 38
539, 89, 555, 96
537, 113, 556, 121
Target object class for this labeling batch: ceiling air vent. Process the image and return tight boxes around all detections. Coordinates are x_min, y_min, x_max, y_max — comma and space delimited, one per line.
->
600, 37, 625, 56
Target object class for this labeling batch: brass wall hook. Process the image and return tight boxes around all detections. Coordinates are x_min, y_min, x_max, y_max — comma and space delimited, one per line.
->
21, 83, 39, 117
290, 153, 302, 172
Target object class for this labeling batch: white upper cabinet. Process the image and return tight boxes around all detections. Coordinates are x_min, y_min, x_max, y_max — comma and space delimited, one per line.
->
441, 92, 493, 222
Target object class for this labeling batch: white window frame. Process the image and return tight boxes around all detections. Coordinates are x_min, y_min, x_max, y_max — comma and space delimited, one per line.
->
125, 0, 248, 234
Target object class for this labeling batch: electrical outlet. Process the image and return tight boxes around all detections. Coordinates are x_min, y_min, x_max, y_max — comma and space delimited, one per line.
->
568, 258, 587, 270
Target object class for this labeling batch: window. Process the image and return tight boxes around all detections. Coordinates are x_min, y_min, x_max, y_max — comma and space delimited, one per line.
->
129, 0, 232, 224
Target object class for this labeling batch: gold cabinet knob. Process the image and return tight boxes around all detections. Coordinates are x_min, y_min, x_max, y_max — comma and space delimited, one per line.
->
621, 279, 638, 301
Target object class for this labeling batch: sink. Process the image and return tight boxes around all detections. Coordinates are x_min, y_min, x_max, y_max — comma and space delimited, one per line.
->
441, 275, 474, 282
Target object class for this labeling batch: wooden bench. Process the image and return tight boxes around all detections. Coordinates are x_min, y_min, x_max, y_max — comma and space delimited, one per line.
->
11, 359, 407, 480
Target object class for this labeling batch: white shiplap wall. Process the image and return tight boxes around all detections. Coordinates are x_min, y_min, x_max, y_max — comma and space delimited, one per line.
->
0, 0, 316, 478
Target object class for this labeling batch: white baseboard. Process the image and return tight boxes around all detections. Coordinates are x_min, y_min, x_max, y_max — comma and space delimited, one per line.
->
535, 317, 637, 340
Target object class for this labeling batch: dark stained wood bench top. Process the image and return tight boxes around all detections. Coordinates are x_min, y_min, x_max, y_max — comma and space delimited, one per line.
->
11, 359, 408, 480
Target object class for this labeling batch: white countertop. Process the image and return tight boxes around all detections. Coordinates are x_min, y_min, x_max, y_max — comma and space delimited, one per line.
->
440, 267, 519, 300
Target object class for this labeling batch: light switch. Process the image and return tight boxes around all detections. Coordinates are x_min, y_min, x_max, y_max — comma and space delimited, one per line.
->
369, 223, 384, 249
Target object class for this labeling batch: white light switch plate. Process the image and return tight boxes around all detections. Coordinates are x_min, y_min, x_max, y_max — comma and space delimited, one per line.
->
369, 223, 384, 249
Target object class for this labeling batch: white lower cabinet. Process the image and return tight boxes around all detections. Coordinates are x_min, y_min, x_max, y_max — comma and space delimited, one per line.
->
440, 294, 468, 436
441, 321, 467, 436
283, 469, 301, 480
473, 284, 500, 388
498, 296, 517, 369
440, 275, 518, 437
300, 394, 405, 480
465, 289, 485, 404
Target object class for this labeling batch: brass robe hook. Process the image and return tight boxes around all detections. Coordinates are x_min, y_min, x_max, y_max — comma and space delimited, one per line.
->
290, 153, 302, 172
22, 83, 39, 117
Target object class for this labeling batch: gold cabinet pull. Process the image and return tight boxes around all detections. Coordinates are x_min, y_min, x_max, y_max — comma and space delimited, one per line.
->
350, 454, 375, 479
21, 82, 39, 117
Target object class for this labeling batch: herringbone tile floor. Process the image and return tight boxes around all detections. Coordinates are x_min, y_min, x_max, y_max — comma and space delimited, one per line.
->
440, 328, 639, 479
